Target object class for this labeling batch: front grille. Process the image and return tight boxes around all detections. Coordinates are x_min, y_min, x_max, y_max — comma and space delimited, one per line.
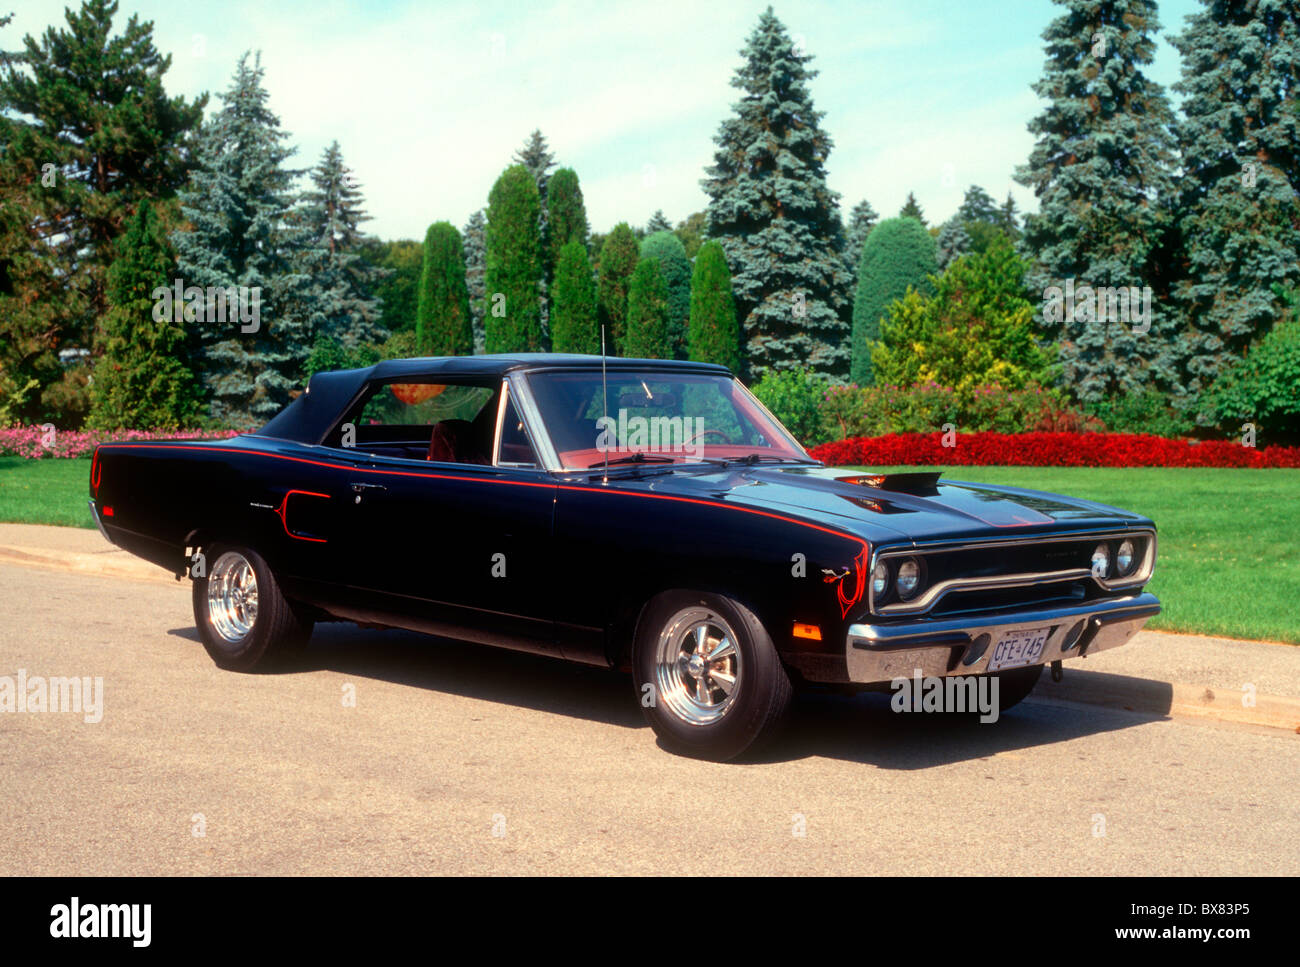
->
869, 530, 1154, 617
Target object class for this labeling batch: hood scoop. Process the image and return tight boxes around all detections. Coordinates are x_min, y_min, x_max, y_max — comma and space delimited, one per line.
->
837, 471, 943, 497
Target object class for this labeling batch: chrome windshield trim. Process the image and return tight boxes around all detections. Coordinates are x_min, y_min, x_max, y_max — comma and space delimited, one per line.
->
507, 372, 561, 472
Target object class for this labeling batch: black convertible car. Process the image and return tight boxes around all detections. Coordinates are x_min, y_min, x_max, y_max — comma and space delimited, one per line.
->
89, 355, 1160, 759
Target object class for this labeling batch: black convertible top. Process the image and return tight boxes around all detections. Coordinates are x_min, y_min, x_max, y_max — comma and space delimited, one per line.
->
257, 353, 733, 445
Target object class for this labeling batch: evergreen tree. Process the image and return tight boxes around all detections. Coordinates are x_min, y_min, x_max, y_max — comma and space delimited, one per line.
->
871, 234, 1056, 395
546, 167, 589, 271
358, 238, 421, 334
293, 140, 386, 349
899, 192, 927, 225
995, 192, 1021, 239
597, 222, 639, 352
844, 199, 879, 265
624, 257, 672, 359
688, 241, 741, 371
957, 185, 999, 224
1015, 0, 1180, 403
645, 209, 672, 234
87, 200, 201, 429
462, 209, 487, 353
415, 222, 472, 356
0, 0, 204, 421
701, 7, 851, 379
851, 216, 937, 384
936, 218, 972, 270
1171, 0, 1300, 404
484, 164, 543, 352
172, 51, 311, 425
513, 128, 557, 203
640, 230, 692, 357
512, 129, 556, 337
550, 240, 599, 354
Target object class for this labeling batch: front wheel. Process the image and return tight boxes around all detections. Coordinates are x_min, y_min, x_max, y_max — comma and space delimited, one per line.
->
192, 545, 313, 672
633, 591, 792, 761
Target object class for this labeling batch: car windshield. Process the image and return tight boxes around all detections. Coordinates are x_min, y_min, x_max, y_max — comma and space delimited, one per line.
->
522, 369, 812, 471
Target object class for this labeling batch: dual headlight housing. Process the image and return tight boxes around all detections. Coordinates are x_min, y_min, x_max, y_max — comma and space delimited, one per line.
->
871, 555, 925, 604
1091, 538, 1141, 581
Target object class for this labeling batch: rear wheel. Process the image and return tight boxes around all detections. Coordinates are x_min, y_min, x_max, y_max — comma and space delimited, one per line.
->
634, 591, 792, 761
192, 545, 313, 672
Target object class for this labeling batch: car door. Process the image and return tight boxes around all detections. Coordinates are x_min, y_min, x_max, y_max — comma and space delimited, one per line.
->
334, 379, 560, 657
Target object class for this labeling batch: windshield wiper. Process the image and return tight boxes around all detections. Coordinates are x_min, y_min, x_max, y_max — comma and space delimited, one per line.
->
719, 454, 812, 466
586, 452, 677, 469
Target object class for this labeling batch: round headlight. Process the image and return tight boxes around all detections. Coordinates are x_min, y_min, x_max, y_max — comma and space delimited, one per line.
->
1091, 543, 1110, 579
896, 558, 921, 598
872, 561, 889, 596
1117, 539, 1135, 575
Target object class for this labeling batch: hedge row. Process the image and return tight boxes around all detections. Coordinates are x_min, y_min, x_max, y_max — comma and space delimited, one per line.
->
808, 432, 1300, 468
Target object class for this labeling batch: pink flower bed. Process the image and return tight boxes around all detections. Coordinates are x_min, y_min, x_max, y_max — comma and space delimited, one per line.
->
0, 426, 246, 460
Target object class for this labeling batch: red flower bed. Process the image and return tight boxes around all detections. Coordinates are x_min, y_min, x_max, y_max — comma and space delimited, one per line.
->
808, 432, 1300, 469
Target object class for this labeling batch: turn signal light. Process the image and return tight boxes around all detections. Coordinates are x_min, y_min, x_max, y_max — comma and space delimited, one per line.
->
793, 623, 822, 641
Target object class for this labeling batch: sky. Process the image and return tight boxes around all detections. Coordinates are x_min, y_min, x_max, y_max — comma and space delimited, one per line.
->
3, 0, 1204, 240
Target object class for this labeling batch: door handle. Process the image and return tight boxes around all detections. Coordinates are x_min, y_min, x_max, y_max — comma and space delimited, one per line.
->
350, 482, 386, 493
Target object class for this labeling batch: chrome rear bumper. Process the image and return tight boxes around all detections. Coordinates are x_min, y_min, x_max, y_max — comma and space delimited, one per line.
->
87, 498, 114, 545
845, 593, 1160, 684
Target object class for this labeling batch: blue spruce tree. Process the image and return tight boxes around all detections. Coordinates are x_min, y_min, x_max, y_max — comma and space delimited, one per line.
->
172, 52, 312, 425
1015, 0, 1181, 404
701, 6, 851, 380
294, 140, 386, 351
1171, 0, 1300, 408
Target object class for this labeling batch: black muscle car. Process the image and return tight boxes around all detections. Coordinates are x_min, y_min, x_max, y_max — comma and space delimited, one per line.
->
89, 355, 1160, 759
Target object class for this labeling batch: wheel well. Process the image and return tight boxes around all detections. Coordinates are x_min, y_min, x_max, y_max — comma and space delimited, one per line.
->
610, 586, 777, 673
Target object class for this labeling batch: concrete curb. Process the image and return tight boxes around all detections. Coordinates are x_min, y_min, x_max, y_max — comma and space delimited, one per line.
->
1034, 672, 1300, 732
0, 542, 181, 587
0, 537, 1296, 733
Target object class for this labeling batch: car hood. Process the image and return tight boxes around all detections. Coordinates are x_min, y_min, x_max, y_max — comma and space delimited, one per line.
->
651, 465, 1151, 545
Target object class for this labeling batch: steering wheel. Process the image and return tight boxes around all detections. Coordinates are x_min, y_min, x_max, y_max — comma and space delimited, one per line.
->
684, 428, 735, 446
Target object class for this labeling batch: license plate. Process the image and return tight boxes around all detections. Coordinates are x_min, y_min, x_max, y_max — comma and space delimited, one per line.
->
987, 627, 1049, 671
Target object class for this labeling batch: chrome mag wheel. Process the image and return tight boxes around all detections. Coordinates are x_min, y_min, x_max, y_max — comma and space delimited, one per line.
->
654, 607, 742, 726
207, 550, 259, 643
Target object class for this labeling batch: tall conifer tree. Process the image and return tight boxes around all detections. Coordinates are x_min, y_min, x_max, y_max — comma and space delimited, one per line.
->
416, 221, 472, 356
294, 141, 385, 349
172, 51, 311, 424
484, 164, 543, 352
88, 200, 201, 428
1015, 0, 1180, 403
1171, 0, 1300, 403
701, 6, 850, 379
463, 209, 487, 353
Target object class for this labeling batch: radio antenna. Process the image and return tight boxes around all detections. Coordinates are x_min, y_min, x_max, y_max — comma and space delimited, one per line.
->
600, 323, 610, 482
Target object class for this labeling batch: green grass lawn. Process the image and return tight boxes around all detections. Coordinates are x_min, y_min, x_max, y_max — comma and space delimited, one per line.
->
863, 466, 1300, 645
0, 456, 95, 528
1, 455, 1296, 643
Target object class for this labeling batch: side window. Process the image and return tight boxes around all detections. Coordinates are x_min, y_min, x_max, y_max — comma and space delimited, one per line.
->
329, 381, 496, 463
496, 393, 539, 467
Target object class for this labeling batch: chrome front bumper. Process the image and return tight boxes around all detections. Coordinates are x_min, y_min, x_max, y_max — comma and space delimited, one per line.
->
845, 593, 1160, 684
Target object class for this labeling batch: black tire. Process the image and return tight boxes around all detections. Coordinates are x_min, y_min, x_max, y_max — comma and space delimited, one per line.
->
989, 663, 1043, 713
633, 590, 792, 761
192, 544, 313, 672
